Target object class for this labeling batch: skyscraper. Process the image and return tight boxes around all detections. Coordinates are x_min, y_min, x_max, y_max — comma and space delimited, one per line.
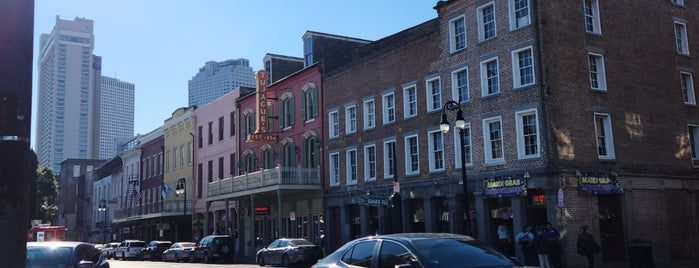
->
36, 16, 97, 174
98, 76, 135, 159
187, 59, 255, 107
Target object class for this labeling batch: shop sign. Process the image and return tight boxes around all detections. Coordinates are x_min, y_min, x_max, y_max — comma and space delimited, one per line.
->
483, 174, 527, 198
248, 70, 278, 143
254, 205, 270, 215
365, 197, 389, 207
578, 172, 624, 195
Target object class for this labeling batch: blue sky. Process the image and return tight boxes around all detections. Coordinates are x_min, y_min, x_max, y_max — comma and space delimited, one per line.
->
32, 0, 438, 144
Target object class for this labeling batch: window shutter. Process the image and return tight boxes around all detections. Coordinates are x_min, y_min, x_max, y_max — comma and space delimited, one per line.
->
301, 93, 307, 121
301, 139, 307, 168
290, 97, 296, 125
268, 106, 274, 132
312, 87, 319, 118
313, 138, 319, 167
290, 143, 297, 167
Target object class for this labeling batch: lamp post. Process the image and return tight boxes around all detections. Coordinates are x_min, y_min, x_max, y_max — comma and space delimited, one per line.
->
175, 178, 187, 240
98, 199, 107, 243
439, 100, 471, 236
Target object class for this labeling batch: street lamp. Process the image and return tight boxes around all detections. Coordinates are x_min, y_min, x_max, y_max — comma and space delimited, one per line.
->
175, 178, 187, 242
98, 199, 107, 243
440, 100, 471, 236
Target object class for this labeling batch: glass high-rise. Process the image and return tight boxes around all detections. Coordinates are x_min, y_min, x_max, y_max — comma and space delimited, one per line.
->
188, 59, 255, 107
99, 76, 135, 159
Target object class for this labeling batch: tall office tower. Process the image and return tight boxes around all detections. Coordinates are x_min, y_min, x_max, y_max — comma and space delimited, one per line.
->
187, 58, 255, 107
36, 16, 98, 174
98, 76, 135, 160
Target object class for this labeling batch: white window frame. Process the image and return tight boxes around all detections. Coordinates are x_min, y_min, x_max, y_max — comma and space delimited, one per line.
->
383, 140, 396, 180
681, 72, 696, 105
453, 123, 472, 168
516, 108, 541, 159
346, 149, 358, 185
426, 77, 442, 112
404, 134, 420, 175
675, 21, 690, 55
480, 57, 500, 96
329, 152, 340, 187
477, 2, 497, 41
328, 110, 339, 138
512, 46, 535, 88
382, 92, 396, 124
345, 105, 357, 135
588, 53, 607, 91
584, 0, 602, 34
449, 15, 467, 53
483, 116, 505, 164
364, 144, 377, 182
509, 0, 531, 30
363, 99, 375, 130
451, 66, 469, 102
594, 113, 616, 160
688, 124, 698, 160
428, 130, 445, 172
403, 85, 418, 118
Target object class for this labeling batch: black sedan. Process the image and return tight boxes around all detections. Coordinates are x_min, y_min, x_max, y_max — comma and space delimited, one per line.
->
311, 233, 526, 268
27, 241, 110, 268
257, 238, 324, 267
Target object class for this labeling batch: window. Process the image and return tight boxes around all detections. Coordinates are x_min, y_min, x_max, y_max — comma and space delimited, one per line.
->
282, 97, 295, 128
329, 110, 340, 138
378, 241, 415, 268
165, 150, 170, 171
688, 125, 698, 160
218, 116, 224, 141
403, 85, 418, 118
516, 109, 540, 159
207, 160, 213, 182
188, 142, 193, 164
346, 105, 357, 134
303, 137, 320, 168
262, 149, 274, 169
428, 130, 445, 172
588, 53, 607, 90
230, 153, 236, 176
675, 22, 690, 55
346, 149, 358, 185
218, 157, 224, 180
304, 37, 313, 67
454, 124, 472, 168
329, 152, 340, 187
672, 0, 685, 6
383, 140, 396, 179
245, 154, 256, 173
449, 15, 466, 52
208, 121, 213, 145
197, 126, 203, 148
481, 58, 500, 96
364, 145, 376, 181
509, 0, 530, 29
302, 84, 318, 121
594, 113, 616, 159
405, 135, 419, 175
364, 99, 375, 130
382, 92, 395, 124
512, 47, 535, 88
426, 77, 442, 112
483, 117, 504, 164
584, 0, 601, 34
478, 2, 497, 41
229, 111, 235, 136
681, 72, 696, 105
180, 144, 185, 168
452, 67, 469, 102
243, 113, 255, 139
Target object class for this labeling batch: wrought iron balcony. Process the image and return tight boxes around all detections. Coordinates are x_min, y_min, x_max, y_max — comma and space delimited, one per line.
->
208, 166, 321, 198
112, 200, 190, 222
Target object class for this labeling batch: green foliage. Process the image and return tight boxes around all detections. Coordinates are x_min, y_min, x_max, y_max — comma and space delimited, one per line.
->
30, 150, 58, 222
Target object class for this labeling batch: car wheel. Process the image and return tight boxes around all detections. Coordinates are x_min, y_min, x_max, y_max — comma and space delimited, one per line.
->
174, 253, 180, 262
203, 253, 210, 263
257, 255, 265, 267
281, 254, 290, 267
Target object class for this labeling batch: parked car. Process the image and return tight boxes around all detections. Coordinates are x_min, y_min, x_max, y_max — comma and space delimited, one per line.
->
257, 238, 324, 267
139, 240, 172, 261
102, 242, 120, 259
162, 242, 197, 262
192, 235, 235, 263
311, 233, 526, 268
115, 240, 146, 260
27, 241, 110, 268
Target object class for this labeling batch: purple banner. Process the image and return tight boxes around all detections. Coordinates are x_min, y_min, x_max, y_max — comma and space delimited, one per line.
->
578, 172, 624, 195
483, 175, 527, 199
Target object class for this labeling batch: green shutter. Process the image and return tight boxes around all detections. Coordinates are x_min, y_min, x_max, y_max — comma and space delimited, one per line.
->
301, 139, 307, 168
290, 143, 297, 167
290, 97, 296, 125
313, 138, 319, 167
312, 87, 319, 118
268, 106, 274, 132
301, 93, 307, 121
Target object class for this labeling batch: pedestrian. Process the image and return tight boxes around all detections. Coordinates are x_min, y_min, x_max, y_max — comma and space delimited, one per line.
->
515, 225, 538, 266
577, 225, 601, 268
543, 222, 562, 268
535, 230, 552, 268
497, 222, 512, 255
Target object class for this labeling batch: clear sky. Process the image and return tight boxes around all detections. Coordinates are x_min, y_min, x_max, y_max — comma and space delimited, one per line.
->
32, 0, 439, 145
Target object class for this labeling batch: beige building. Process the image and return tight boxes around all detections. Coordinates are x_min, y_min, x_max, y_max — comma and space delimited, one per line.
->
163, 106, 196, 242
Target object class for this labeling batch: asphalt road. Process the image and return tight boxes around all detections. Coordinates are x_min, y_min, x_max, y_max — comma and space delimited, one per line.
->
107, 259, 262, 268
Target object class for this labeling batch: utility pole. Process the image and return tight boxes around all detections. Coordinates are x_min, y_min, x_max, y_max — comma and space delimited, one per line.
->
0, 0, 34, 267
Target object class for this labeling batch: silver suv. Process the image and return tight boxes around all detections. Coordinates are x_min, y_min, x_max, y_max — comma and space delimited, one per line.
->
115, 240, 146, 260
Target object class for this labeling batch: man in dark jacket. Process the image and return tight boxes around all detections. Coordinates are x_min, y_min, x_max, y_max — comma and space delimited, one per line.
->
577, 225, 601, 268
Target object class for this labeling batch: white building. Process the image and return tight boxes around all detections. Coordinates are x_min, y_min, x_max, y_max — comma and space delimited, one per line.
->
99, 76, 135, 159
187, 59, 255, 107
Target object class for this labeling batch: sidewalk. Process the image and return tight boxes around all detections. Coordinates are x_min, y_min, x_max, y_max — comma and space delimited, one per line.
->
599, 260, 698, 268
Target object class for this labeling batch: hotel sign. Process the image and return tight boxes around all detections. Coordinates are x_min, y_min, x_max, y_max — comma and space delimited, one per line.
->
248, 70, 277, 143
483, 175, 527, 198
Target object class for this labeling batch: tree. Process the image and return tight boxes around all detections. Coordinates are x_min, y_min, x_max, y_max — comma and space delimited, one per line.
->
30, 150, 58, 223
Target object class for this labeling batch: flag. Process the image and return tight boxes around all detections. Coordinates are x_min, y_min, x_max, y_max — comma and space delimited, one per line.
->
133, 189, 142, 205
162, 183, 170, 199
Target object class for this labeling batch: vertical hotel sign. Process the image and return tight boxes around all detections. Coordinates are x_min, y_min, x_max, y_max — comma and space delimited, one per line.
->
248, 70, 278, 143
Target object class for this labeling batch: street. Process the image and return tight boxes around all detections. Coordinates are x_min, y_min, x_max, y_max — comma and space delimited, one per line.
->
107, 259, 263, 268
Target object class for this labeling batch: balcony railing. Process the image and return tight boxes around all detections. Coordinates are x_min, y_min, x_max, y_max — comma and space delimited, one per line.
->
208, 166, 321, 198
113, 200, 190, 220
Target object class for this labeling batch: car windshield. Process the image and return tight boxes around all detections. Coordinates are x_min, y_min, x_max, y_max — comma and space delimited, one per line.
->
178, 242, 196, 247
26, 246, 73, 268
290, 239, 314, 246
412, 238, 518, 268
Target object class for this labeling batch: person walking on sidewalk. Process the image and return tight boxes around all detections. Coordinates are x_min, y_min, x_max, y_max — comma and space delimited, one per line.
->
515, 225, 537, 266
577, 225, 601, 268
